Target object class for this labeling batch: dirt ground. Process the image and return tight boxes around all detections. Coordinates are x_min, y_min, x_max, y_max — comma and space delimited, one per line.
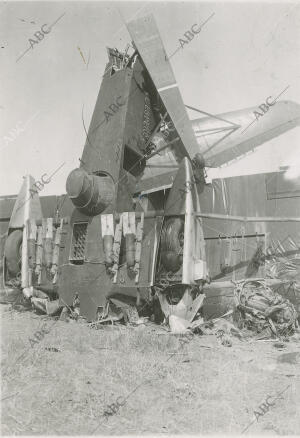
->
1, 303, 300, 436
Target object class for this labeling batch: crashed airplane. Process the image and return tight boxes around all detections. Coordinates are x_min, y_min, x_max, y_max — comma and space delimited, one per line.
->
1, 15, 300, 329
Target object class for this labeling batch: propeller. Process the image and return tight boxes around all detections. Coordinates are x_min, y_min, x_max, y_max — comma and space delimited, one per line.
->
127, 14, 201, 162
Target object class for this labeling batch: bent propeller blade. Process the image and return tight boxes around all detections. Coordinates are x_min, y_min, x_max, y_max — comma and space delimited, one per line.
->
127, 14, 200, 161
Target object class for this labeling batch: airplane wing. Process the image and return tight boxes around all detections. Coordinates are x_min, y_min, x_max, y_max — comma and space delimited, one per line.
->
127, 14, 201, 161
191, 100, 300, 167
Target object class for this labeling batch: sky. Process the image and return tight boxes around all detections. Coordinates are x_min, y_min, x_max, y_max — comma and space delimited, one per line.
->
0, 0, 300, 196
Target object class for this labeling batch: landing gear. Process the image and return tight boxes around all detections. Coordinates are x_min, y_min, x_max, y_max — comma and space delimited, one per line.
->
155, 216, 206, 329
160, 217, 184, 272
156, 284, 205, 323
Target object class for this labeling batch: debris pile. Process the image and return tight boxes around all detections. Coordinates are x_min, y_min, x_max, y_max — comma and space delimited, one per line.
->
235, 279, 298, 338
3, 260, 299, 346
84, 276, 299, 347
88, 298, 150, 329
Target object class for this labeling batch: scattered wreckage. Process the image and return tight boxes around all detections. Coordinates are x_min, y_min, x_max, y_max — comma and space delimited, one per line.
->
1, 15, 300, 339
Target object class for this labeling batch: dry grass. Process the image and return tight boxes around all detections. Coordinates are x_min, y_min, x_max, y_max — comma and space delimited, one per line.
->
1, 304, 300, 435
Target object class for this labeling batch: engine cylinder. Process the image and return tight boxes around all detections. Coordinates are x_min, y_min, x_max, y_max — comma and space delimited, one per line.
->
66, 168, 115, 216
125, 233, 136, 268
103, 235, 114, 266
27, 238, 36, 269
44, 238, 53, 269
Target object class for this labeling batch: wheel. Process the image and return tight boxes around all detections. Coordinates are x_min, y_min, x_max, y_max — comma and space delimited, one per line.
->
4, 230, 23, 276
160, 217, 184, 272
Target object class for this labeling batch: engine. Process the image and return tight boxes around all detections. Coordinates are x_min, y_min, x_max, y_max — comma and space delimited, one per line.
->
66, 168, 115, 216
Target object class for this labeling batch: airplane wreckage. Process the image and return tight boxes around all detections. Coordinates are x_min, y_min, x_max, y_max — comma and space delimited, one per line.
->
1, 15, 300, 335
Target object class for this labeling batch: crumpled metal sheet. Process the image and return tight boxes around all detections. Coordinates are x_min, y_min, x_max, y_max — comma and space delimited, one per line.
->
31, 297, 62, 315
235, 279, 298, 336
